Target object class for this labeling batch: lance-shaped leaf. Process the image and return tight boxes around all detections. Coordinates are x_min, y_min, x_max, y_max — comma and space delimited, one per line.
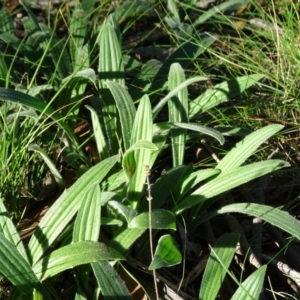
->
127, 95, 153, 208
174, 122, 225, 145
33, 241, 124, 280
168, 63, 188, 166
176, 160, 290, 213
106, 81, 136, 151
0, 234, 48, 297
231, 265, 267, 300
92, 261, 132, 299
200, 233, 239, 300
0, 200, 27, 260
213, 203, 300, 241
216, 124, 283, 174
28, 155, 119, 265
98, 22, 124, 153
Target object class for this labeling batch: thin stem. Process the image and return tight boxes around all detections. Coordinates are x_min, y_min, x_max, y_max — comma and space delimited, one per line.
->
144, 165, 159, 299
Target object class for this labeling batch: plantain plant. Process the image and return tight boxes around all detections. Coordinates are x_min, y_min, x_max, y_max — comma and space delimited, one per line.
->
0, 0, 297, 299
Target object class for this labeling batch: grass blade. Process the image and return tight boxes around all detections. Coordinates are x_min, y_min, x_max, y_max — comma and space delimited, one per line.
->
28, 144, 65, 189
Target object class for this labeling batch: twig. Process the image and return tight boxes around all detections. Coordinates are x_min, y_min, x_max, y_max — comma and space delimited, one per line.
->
145, 165, 159, 300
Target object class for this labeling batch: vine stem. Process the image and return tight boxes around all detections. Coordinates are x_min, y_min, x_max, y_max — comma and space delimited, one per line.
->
144, 165, 159, 299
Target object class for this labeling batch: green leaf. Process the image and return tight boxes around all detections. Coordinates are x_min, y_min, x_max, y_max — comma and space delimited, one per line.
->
216, 124, 283, 173
152, 76, 207, 118
148, 234, 182, 270
171, 168, 220, 203
73, 184, 102, 243
0, 200, 27, 260
106, 81, 136, 151
86, 105, 109, 161
200, 233, 240, 300
194, 0, 251, 26
28, 155, 119, 265
128, 209, 176, 230
231, 265, 267, 300
70, 9, 89, 71
168, 63, 188, 166
122, 140, 158, 180
127, 95, 154, 208
176, 160, 290, 213
98, 22, 124, 153
189, 74, 264, 119
29, 144, 65, 189
92, 261, 132, 299
109, 227, 146, 255
174, 122, 225, 145
0, 88, 78, 148
32, 241, 124, 280
0, 233, 48, 297
214, 203, 300, 240
107, 200, 137, 224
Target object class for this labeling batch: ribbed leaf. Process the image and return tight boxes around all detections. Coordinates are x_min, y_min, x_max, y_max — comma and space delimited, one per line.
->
73, 184, 101, 242
200, 233, 239, 300
217, 124, 283, 173
28, 155, 119, 265
0, 8, 15, 34
168, 63, 188, 166
127, 94, 153, 208
32, 241, 124, 280
109, 227, 146, 254
189, 74, 264, 119
128, 209, 176, 230
92, 261, 132, 299
29, 144, 65, 189
176, 160, 290, 213
152, 76, 207, 118
149, 234, 182, 270
106, 81, 136, 151
86, 105, 109, 161
215, 203, 300, 241
0, 234, 48, 296
174, 122, 225, 145
98, 22, 124, 153
231, 265, 267, 300
0, 200, 27, 260
107, 200, 137, 224
70, 9, 88, 71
